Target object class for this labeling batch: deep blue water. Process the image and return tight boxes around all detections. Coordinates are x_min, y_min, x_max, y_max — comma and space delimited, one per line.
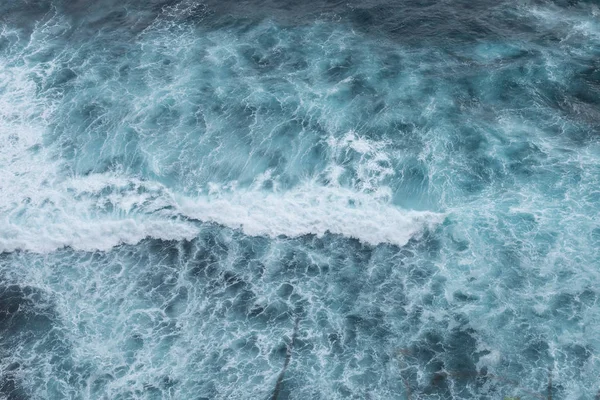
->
1, 0, 600, 398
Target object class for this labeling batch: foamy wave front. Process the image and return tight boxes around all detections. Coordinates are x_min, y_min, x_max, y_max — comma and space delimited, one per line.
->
178, 184, 445, 247
1, 174, 444, 253
0, 217, 199, 254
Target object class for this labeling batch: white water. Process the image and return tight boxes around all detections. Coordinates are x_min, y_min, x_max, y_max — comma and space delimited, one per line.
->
179, 184, 445, 247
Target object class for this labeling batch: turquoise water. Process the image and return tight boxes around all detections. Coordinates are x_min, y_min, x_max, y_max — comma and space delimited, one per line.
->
1, 0, 600, 398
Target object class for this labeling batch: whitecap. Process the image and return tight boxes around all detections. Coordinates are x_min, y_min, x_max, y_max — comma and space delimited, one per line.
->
177, 183, 445, 248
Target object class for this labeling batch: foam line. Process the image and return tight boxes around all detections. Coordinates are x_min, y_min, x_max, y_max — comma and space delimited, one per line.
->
178, 184, 445, 247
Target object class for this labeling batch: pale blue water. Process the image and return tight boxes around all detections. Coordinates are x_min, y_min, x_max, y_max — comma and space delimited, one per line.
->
1, 0, 600, 398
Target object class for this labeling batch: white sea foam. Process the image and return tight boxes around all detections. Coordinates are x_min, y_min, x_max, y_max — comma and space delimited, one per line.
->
177, 184, 445, 247
1, 169, 443, 253
0, 169, 200, 253
0, 217, 199, 253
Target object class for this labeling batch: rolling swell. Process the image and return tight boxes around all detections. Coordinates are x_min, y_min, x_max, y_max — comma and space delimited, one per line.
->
0, 0, 600, 398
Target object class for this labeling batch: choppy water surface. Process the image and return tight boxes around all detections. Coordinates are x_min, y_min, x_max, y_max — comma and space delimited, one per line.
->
1, 0, 600, 398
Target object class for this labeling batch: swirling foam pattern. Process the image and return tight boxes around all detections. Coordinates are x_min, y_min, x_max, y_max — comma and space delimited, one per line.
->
1, 0, 599, 398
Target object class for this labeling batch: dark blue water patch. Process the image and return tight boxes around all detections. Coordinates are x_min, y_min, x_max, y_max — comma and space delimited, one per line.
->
195, 0, 529, 46
0, 284, 54, 352
0, 285, 40, 400
0, 362, 27, 400
0, 282, 80, 400
2, 0, 596, 61
0, 0, 52, 35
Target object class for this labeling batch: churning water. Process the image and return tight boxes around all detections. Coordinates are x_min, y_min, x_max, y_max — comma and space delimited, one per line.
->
1, 0, 600, 398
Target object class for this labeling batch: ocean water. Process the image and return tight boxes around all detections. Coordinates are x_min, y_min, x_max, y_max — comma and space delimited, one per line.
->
1, 0, 599, 398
